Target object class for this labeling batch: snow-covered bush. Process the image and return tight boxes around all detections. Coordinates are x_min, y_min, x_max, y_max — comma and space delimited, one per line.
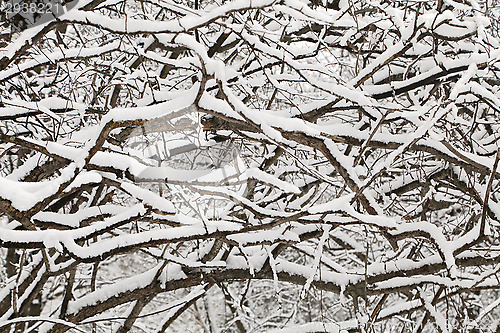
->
1, 0, 500, 331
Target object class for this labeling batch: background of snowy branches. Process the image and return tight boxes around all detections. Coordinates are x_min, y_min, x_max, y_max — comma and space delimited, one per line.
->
1, 0, 500, 331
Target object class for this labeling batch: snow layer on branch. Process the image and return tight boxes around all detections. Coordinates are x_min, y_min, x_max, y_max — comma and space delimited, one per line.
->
33, 204, 124, 228
105, 87, 198, 122
309, 194, 398, 229
5, 153, 45, 181
276, 258, 362, 287
0, 41, 121, 82
0, 163, 77, 211
66, 262, 165, 315
268, 321, 355, 333
0, 204, 147, 248
121, 182, 175, 213
61, 220, 242, 260
227, 227, 300, 246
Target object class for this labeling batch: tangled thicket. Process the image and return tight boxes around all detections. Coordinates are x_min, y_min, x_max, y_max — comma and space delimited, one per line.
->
1, 0, 500, 331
